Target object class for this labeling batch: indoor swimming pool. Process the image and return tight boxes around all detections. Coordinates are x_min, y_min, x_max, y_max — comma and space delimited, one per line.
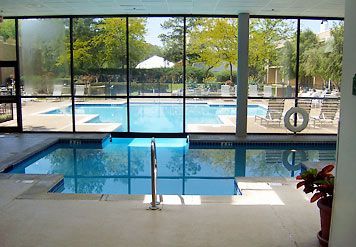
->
7, 138, 336, 195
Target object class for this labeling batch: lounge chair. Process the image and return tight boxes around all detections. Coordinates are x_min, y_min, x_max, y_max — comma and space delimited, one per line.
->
75, 85, 85, 101
297, 99, 312, 115
52, 84, 63, 101
263, 85, 272, 97
255, 99, 285, 126
248, 84, 258, 97
312, 99, 339, 127
221, 85, 231, 97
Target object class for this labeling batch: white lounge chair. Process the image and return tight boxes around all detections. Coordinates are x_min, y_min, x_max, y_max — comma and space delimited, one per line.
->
312, 99, 339, 127
221, 85, 231, 97
75, 85, 85, 102
52, 84, 63, 101
248, 84, 258, 97
263, 85, 272, 97
255, 99, 285, 126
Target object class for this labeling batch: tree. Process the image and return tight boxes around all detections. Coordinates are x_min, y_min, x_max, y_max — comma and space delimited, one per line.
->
0, 19, 16, 42
159, 18, 184, 63
187, 18, 238, 81
73, 17, 149, 73
249, 19, 295, 84
324, 23, 344, 90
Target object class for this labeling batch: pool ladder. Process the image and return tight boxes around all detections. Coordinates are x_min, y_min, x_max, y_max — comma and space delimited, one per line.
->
149, 137, 160, 210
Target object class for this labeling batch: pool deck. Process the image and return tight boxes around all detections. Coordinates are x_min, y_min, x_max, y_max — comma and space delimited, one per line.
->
1, 99, 339, 133
0, 133, 329, 247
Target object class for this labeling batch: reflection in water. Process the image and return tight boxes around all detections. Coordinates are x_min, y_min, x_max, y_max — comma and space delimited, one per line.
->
9, 139, 336, 195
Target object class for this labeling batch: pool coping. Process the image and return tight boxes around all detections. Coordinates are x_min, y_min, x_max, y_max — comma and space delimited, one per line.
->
0, 134, 110, 173
0, 172, 297, 203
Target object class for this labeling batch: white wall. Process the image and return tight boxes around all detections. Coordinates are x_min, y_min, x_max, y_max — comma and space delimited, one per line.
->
329, 0, 356, 245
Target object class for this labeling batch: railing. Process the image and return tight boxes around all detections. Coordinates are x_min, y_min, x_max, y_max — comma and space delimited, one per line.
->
149, 137, 160, 210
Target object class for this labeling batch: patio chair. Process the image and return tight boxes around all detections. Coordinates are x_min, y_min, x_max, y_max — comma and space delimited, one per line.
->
255, 99, 285, 126
248, 84, 258, 97
263, 85, 272, 97
221, 85, 231, 96
312, 99, 339, 127
297, 99, 312, 115
75, 85, 85, 101
52, 84, 63, 101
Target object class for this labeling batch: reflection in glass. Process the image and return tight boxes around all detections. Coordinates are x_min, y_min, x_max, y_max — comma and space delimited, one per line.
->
19, 19, 70, 96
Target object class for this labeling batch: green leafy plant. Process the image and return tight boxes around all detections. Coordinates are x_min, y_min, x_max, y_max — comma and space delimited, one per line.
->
296, 164, 335, 207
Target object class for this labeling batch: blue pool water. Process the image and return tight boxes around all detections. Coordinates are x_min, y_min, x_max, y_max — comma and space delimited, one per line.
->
44, 103, 266, 132
8, 138, 336, 195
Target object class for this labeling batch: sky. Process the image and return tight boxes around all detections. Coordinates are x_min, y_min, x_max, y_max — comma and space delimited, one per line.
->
143, 18, 344, 47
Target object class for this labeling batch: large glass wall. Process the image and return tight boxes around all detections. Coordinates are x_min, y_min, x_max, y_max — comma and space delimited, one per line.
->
4, 16, 343, 135
247, 18, 342, 134
185, 17, 238, 133
297, 19, 343, 134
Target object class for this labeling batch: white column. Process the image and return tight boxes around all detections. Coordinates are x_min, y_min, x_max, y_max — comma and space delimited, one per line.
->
236, 13, 249, 137
329, 0, 356, 245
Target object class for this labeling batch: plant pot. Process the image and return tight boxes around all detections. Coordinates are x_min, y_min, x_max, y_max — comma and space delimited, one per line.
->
317, 198, 332, 247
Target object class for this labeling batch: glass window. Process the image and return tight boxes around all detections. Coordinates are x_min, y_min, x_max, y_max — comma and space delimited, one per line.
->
185, 98, 236, 133
298, 19, 343, 135
129, 98, 183, 132
129, 17, 183, 96
249, 18, 297, 98
73, 18, 127, 96
74, 97, 127, 132
186, 17, 238, 97
0, 19, 16, 61
19, 19, 70, 96
0, 102, 17, 127
21, 97, 72, 131
0, 67, 16, 95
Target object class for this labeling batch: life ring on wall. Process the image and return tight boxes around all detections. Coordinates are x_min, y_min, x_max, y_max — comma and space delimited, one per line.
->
284, 107, 309, 132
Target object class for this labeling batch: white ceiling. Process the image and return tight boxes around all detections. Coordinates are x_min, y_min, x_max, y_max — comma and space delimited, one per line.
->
0, 0, 345, 18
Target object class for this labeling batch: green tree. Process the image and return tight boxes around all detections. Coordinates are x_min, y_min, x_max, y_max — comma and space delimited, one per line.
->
187, 18, 238, 82
324, 23, 344, 90
159, 18, 184, 63
0, 19, 16, 42
249, 19, 294, 84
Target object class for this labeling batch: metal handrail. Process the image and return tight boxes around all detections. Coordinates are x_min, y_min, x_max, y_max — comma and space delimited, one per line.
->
149, 137, 159, 210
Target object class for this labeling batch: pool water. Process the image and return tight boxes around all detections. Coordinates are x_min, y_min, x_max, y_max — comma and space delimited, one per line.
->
44, 103, 266, 132
8, 138, 336, 195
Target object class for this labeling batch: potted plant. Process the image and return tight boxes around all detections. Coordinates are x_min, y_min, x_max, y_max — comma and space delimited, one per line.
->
296, 164, 335, 247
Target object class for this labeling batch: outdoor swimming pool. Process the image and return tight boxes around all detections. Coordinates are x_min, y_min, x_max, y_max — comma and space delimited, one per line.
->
8, 138, 336, 195
44, 103, 267, 132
